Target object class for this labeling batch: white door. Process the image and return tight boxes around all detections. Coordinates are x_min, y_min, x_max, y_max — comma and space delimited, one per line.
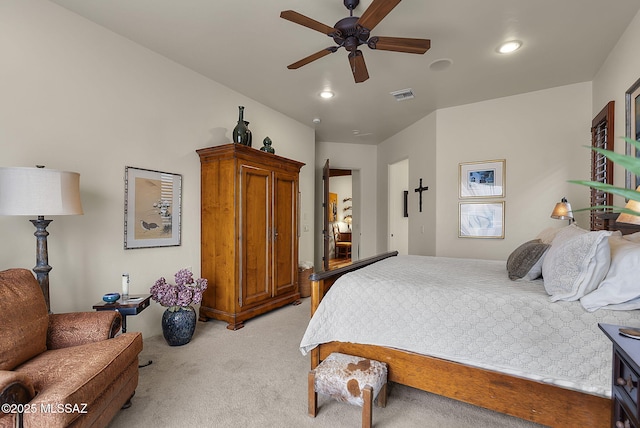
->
388, 159, 409, 254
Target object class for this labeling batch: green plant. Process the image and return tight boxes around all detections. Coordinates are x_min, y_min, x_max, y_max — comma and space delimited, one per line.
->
568, 137, 640, 216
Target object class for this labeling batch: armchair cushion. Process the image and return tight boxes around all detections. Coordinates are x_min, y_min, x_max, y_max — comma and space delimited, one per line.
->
16, 333, 142, 427
0, 269, 48, 370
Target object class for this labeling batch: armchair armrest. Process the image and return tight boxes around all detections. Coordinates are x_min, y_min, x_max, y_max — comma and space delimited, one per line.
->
0, 371, 34, 428
0, 370, 35, 405
47, 311, 122, 350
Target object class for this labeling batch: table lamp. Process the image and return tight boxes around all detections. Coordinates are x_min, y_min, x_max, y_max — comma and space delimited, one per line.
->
550, 197, 573, 224
0, 166, 83, 311
616, 186, 640, 225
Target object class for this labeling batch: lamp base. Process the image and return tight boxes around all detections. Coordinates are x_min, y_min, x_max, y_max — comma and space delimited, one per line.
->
30, 216, 52, 312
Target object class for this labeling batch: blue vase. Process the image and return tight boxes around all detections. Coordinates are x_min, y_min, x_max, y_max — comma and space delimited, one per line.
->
161, 306, 196, 346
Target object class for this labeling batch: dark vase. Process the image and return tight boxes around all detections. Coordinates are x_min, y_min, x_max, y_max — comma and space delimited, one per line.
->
244, 121, 252, 147
232, 106, 250, 146
161, 306, 196, 346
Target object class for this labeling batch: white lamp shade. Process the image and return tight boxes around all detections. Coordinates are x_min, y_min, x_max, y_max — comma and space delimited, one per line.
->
0, 167, 83, 216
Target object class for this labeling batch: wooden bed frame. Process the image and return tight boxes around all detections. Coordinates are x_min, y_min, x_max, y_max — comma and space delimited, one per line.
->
308, 251, 612, 428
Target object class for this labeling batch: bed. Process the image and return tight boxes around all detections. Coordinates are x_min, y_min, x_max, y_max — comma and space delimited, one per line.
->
301, 222, 640, 427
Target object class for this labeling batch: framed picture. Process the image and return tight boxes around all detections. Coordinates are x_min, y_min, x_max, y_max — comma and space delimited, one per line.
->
124, 166, 182, 249
459, 159, 505, 198
459, 201, 505, 239
626, 78, 640, 189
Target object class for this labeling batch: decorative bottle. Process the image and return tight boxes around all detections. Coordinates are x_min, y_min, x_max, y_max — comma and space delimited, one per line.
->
232, 106, 249, 145
122, 273, 130, 299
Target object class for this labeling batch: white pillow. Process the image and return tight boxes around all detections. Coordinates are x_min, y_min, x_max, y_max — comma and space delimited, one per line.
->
580, 235, 640, 311
521, 248, 549, 281
535, 224, 587, 245
623, 231, 640, 243
542, 230, 612, 302
593, 296, 640, 311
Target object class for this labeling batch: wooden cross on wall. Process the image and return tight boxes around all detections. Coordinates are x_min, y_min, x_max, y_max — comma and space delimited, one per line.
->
414, 178, 429, 212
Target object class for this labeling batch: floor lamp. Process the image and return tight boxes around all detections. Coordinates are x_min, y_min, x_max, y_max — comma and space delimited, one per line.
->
0, 166, 83, 312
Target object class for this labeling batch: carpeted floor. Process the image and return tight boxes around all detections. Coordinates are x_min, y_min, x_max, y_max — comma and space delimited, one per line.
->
108, 298, 547, 427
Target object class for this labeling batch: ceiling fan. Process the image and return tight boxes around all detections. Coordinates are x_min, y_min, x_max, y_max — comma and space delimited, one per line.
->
280, 0, 431, 83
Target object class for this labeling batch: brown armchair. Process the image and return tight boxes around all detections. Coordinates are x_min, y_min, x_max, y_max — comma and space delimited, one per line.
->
0, 268, 143, 428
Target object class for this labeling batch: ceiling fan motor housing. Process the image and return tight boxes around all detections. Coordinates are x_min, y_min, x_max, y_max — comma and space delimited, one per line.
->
333, 16, 370, 50
343, 0, 360, 11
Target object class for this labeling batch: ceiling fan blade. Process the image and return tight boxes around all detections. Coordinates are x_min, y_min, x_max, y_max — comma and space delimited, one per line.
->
356, 0, 402, 31
368, 36, 431, 54
280, 10, 336, 35
287, 47, 338, 70
348, 50, 369, 83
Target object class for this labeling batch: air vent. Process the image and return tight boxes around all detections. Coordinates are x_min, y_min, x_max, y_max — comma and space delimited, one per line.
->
390, 88, 415, 101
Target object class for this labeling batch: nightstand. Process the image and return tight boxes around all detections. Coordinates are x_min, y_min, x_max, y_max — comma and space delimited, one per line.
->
600, 323, 640, 428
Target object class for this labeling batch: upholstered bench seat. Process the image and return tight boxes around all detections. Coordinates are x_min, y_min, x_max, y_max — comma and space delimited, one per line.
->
309, 352, 387, 428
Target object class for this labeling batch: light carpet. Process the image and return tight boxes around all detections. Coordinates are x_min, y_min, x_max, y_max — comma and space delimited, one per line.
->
108, 298, 546, 427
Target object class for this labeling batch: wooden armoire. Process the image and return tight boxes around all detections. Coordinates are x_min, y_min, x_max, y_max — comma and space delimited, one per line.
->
196, 144, 304, 330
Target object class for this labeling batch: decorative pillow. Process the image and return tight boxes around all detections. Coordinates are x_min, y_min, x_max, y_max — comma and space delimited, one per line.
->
535, 227, 563, 245
547, 223, 588, 245
521, 252, 547, 281
506, 239, 550, 280
542, 230, 612, 302
580, 235, 640, 311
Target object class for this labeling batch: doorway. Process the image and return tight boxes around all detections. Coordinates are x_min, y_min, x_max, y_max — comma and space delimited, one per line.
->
388, 159, 409, 254
322, 160, 355, 270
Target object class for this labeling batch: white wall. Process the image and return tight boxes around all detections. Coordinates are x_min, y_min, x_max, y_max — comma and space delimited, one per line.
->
435, 83, 592, 260
378, 113, 437, 256
0, 0, 315, 338
377, 84, 592, 261
315, 142, 377, 268
592, 9, 640, 206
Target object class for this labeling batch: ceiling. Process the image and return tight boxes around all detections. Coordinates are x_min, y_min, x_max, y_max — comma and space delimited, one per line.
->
48, 0, 640, 145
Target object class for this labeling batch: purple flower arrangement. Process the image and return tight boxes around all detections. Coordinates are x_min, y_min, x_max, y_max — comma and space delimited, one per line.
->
150, 269, 208, 310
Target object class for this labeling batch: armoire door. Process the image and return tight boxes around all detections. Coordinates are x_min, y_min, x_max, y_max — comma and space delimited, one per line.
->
273, 170, 298, 296
239, 163, 271, 307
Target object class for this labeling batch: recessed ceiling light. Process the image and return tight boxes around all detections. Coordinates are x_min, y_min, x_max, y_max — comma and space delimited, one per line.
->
319, 90, 335, 99
497, 40, 522, 54
429, 58, 453, 72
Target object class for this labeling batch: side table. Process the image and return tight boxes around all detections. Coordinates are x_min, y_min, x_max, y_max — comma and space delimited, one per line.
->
93, 294, 152, 333
93, 294, 153, 367
600, 323, 640, 428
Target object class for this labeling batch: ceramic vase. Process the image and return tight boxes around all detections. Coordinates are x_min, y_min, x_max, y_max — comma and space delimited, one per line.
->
232, 106, 251, 146
161, 305, 196, 346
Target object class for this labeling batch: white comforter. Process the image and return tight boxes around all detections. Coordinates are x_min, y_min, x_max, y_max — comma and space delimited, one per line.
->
299, 255, 640, 397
